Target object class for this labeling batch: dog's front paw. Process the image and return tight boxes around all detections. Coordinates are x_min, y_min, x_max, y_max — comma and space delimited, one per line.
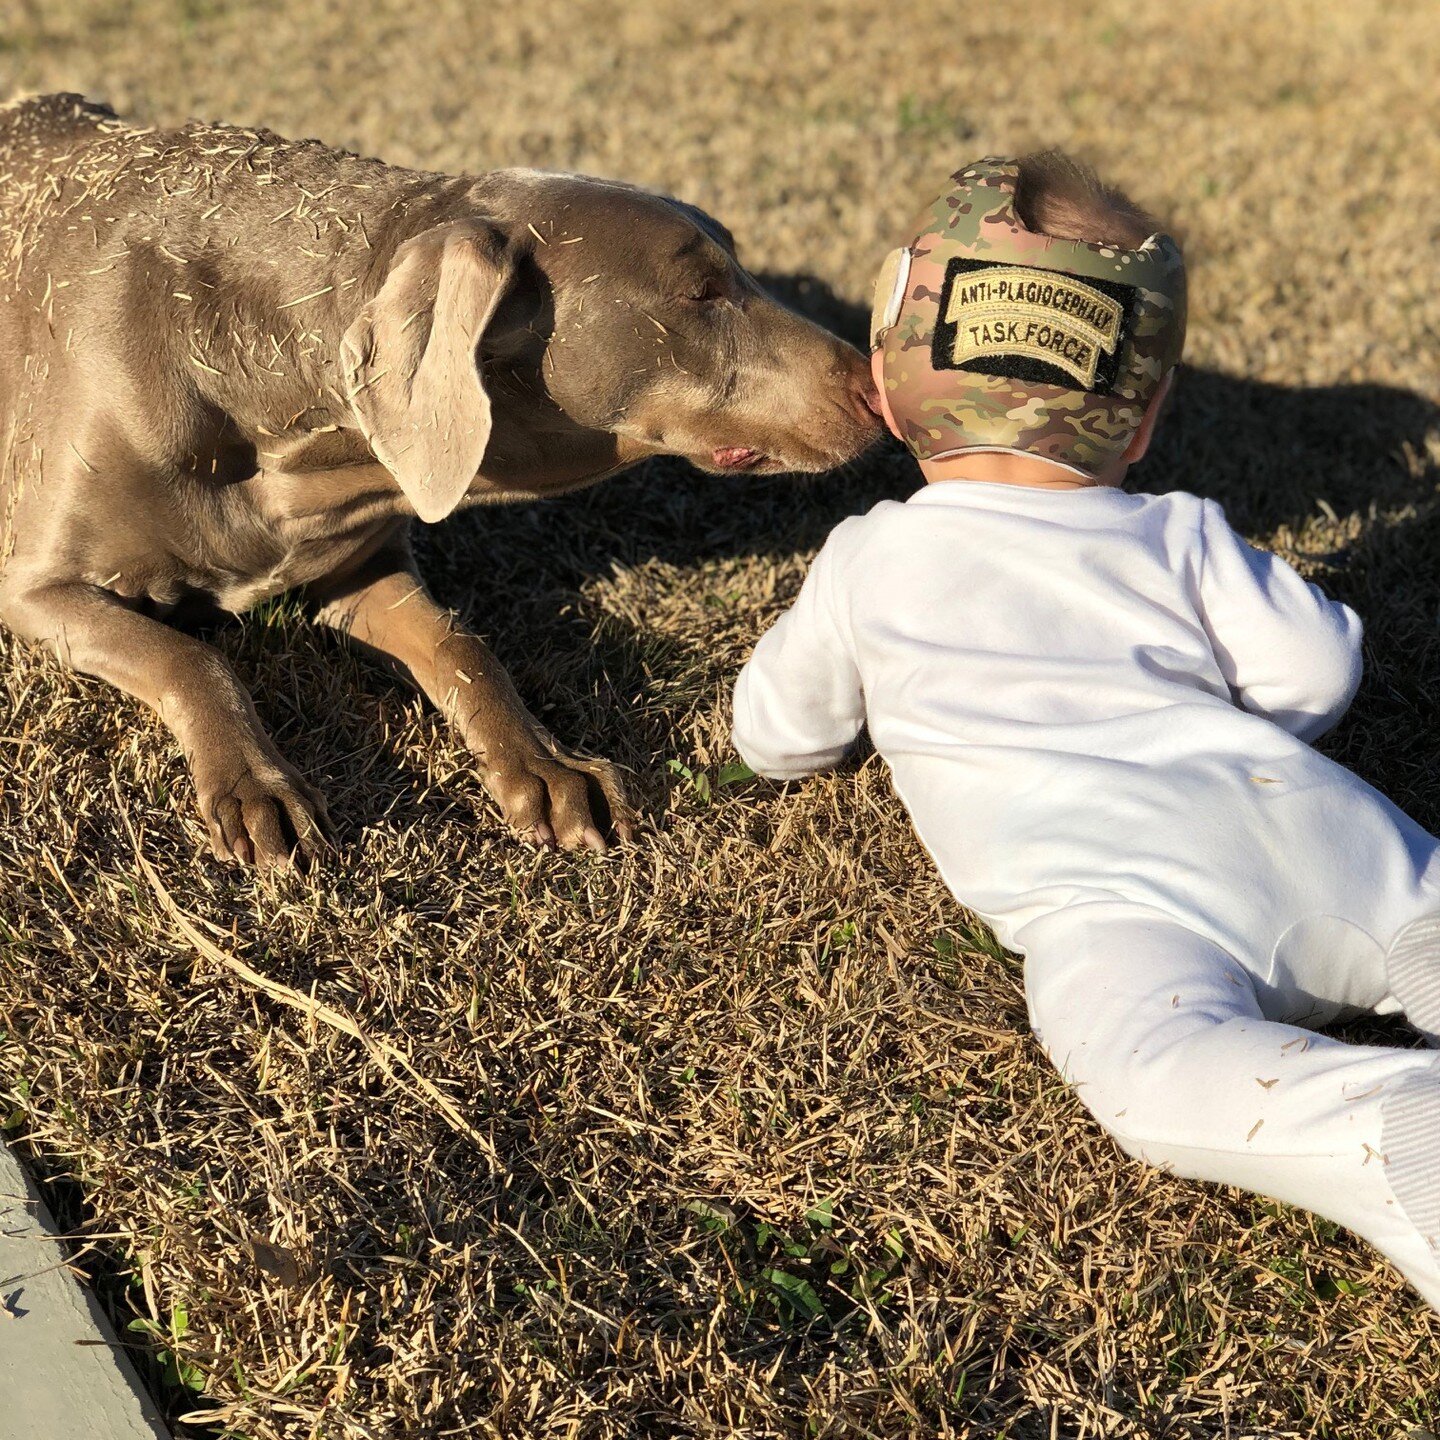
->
194, 756, 332, 869
484, 744, 637, 853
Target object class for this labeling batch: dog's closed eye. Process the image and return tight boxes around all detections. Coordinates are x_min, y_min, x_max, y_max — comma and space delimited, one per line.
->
679, 274, 738, 307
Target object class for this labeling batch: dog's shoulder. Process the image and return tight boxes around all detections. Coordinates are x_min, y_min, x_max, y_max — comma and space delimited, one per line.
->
0, 92, 133, 188
0, 96, 426, 226
0, 91, 126, 144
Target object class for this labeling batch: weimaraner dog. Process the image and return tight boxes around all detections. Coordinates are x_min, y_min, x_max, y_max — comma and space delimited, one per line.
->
0, 95, 881, 866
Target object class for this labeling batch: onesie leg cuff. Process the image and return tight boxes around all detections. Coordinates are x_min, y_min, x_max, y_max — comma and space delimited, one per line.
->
1381, 1067, 1440, 1303
1386, 913, 1440, 1047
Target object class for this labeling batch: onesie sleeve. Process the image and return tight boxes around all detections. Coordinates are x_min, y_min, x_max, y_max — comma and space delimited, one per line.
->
1195, 498, 1364, 743
731, 524, 866, 780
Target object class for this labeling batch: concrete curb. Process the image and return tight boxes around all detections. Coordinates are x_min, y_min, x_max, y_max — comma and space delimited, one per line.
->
0, 1138, 171, 1440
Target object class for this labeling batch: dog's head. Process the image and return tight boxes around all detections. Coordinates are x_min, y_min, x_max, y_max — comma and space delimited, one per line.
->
340, 171, 882, 522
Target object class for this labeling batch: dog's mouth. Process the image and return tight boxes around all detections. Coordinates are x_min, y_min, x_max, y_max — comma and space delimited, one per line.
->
710, 445, 768, 471
698, 440, 868, 476
689, 421, 882, 476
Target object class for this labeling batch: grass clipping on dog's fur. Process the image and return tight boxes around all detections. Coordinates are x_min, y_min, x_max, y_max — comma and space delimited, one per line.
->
2, 0, 1440, 1437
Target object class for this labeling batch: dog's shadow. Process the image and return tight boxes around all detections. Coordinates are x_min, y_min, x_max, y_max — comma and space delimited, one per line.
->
425, 271, 1440, 582
411, 270, 1440, 821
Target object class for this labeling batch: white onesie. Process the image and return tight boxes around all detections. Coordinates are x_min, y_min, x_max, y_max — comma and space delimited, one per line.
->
732, 481, 1440, 1307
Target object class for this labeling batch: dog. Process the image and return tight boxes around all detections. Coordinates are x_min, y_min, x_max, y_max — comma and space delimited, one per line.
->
0, 95, 881, 866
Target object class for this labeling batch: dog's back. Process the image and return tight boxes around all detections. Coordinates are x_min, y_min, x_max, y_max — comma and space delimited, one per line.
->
0, 96, 135, 548
0, 97, 136, 435
0, 96, 473, 451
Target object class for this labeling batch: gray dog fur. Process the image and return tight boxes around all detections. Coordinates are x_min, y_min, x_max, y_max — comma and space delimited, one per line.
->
0, 94, 880, 865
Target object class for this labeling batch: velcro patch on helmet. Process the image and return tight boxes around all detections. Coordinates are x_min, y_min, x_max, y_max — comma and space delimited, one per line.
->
933, 258, 1139, 393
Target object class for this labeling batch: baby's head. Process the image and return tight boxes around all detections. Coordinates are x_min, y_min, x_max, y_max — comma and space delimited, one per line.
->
869, 153, 1186, 486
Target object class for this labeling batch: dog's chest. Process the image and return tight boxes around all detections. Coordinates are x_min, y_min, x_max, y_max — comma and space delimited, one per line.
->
202, 536, 362, 612
152, 464, 402, 613
205, 503, 398, 613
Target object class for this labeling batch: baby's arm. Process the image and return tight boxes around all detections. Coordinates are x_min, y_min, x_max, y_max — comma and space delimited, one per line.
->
732, 527, 865, 779
1196, 499, 1363, 743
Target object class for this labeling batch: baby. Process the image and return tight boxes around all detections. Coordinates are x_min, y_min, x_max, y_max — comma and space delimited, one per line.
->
732, 153, 1440, 1307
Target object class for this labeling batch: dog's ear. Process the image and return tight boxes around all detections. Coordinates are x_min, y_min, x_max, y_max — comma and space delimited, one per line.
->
341, 221, 514, 523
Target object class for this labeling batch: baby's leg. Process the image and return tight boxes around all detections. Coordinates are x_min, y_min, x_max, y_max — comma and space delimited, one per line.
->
1386, 911, 1440, 1047
1019, 904, 1440, 1308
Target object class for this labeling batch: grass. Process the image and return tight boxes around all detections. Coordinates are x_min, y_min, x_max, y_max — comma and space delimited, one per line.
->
2, 0, 1439, 1435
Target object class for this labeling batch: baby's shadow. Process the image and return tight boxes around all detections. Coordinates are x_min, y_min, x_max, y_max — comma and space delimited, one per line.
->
1149, 370, 1440, 534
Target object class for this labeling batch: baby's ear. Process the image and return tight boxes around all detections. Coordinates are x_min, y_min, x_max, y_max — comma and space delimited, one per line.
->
1125, 369, 1176, 465
870, 350, 902, 439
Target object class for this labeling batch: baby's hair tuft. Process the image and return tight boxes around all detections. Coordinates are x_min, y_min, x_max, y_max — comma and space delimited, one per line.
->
1014, 150, 1165, 251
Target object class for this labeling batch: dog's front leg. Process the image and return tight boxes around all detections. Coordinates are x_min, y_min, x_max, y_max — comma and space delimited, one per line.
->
1, 582, 330, 866
312, 549, 636, 852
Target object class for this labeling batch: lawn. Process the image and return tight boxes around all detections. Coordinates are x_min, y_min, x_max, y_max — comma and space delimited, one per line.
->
1, 1, 1438, 1435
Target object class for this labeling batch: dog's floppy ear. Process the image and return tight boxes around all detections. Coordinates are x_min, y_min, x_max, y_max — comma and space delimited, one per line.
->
341, 221, 514, 523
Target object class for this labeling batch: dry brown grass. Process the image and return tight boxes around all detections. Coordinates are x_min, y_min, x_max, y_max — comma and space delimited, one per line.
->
2, 1, 1440, 1436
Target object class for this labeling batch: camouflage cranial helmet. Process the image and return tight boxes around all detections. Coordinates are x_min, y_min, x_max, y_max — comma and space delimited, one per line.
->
870, 157, 1186, 478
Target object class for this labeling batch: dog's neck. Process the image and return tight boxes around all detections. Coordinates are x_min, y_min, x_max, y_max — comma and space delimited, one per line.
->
246, 406, 635, 526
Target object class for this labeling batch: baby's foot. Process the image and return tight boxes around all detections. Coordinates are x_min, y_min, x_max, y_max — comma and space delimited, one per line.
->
1381, 1065, 1440, 1306
1386, 913, 1440, 1047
